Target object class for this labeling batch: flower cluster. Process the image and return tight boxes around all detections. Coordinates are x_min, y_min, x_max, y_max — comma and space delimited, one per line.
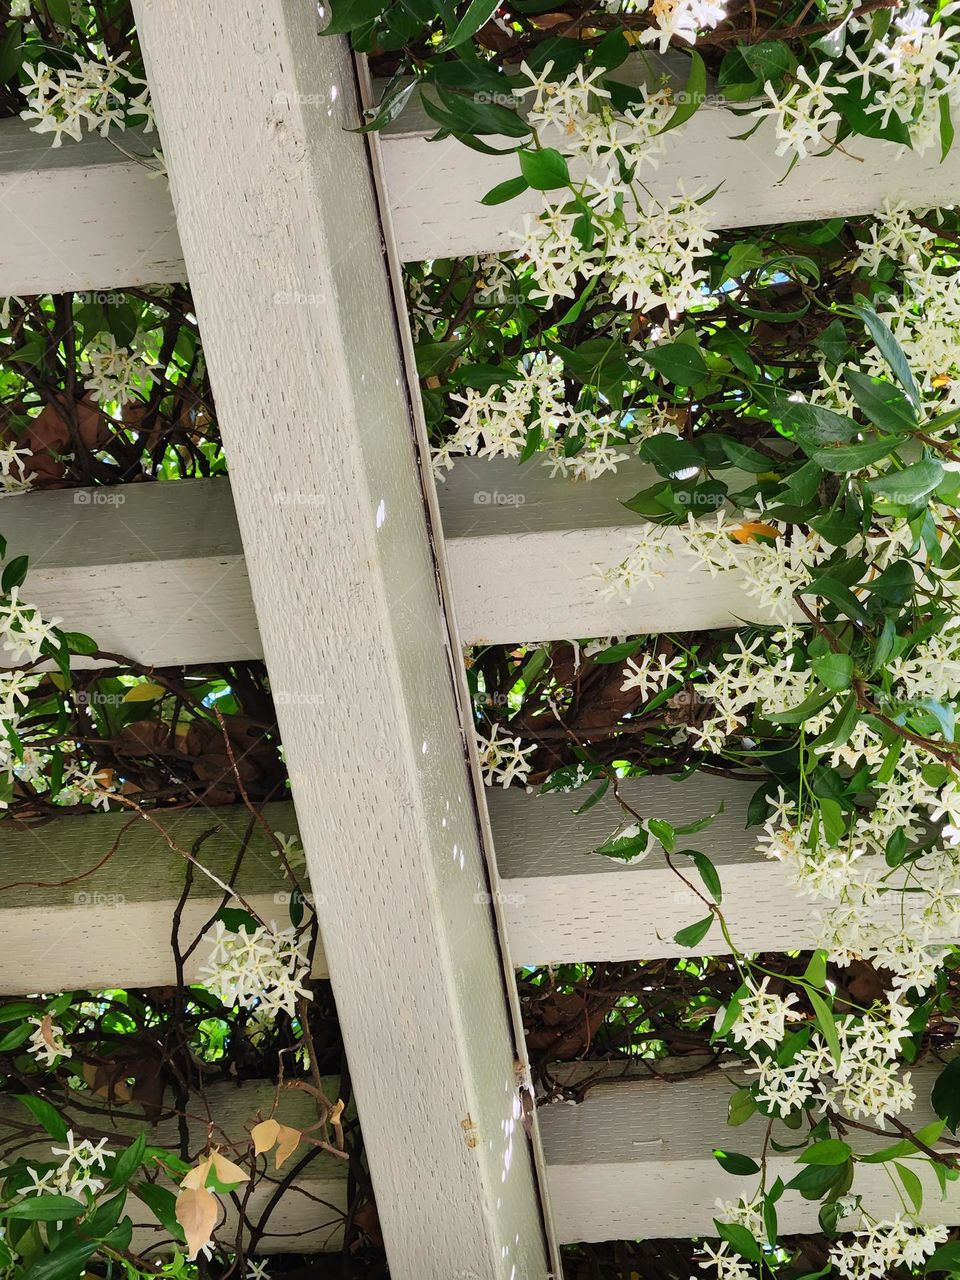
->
23, 1132, 112, 1199
81, 333, 153, 406
19, 51, 154, 148
476, 722, 538, 787
198, 921, 313, 1018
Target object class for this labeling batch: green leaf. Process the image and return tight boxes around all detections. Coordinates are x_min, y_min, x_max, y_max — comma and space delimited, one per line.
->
640, 432, 703, 477
3, 1196, 85, 1221
931, 1056, 960, 1132
642, 342, 708, 386
323, 0, 389, 35
926, 1241, 960, 1274
19, 1238, 98, 1280
803, 950, 827, 989
110, 1133, 147, 1189
658, 50, 706, 133
848, 304, 921, 410
674, 913, 714, 948
15, 1094, 69, 1142
594, 823, 650, 862
812, 653, 853, 691
844, 368, 916, 433
719, 438, 772, 472
739, 39, 796, 84
866, 458, 943, 506
768, 395, 857, 445
1, 555, 28, 594
687, 851, 722, 903
440, 0, 501, 49
573, 779, 610, 815
713, 1149, 760, 1175
134, 1182, 183, 1241
480, 175, 529, 205
940, 93, 955, 161
518, 147, 570, 191
591, 638, 646, 664
895, 1161, 924, 1213
809, 990, 842, 1066
799, 1139, 852, 1165
714, 1221, 762, 1262
414, 338, 469, 377
727, 1087, 756, 1127
812, 435, 904, 472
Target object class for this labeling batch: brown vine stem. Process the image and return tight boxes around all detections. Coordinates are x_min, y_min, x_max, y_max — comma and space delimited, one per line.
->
0, 813, 140, 892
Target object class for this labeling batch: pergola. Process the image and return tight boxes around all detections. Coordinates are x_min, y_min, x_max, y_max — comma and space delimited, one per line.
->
1, 2, 959, 1275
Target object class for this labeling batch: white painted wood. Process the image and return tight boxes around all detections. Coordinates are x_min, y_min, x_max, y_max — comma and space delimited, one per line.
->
131, 5, 550, 1277
0, 801, 333, 990
0, 1081, 348, 1253
0, 479, 260, 668
437, 455, 765, 642
7, 54, 960, 295
0, 458, 759, 661
383, 112, 960, 263
0, 119, 183, 295
539, 1058, 960, 1241
490, 775, 935, 964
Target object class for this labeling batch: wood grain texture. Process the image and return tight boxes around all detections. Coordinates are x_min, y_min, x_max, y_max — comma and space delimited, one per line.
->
538, 1058, 960, 1240
0, 479, 260, 667
0, 801, 334, 990
6, 51, 960, 294
131, 5, 550, 1276
379, 57, 960, 261
488, 775, 922, 963
0, 1081, 348, 1253
437, 456, 767, 642
0, 119, 183, 295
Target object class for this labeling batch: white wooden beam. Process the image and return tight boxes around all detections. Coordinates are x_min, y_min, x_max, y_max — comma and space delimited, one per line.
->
131, 5, 550, 1277
379, 94, 960, 262
539, 1059, 960, 1241
437, 455, 764, 642
0, 120, 183, 295
7, 56, 960, 296
1, 458, 758, 659
0, 801, 333, 991
0, 1081, 347, 1253
0, 479, 260, 668
489, 776, 918, 964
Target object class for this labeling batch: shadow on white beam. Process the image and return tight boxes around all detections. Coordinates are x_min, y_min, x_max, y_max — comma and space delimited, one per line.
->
0, 479, 260, 668
7, 56, 960, 296
0, 461, 752, 658
0, 801, 329, 991
0, 121, 183, 295
539, 1059, 960, 1241
437, 455, 764, 642
0, 1081, 347, 1252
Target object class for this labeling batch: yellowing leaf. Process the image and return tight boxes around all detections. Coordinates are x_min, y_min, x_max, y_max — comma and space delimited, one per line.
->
180, 1155, 213, 1191
210, 1149, 249, 1187
251, 1118, 280, 1156
729, 521, 780, 544
176, 1186, 218, 1260
274, 1124, 302, 1170
122, 682, 166, 703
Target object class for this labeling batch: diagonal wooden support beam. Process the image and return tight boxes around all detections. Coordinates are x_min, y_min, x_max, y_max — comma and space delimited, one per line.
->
130, 4, 552, 1276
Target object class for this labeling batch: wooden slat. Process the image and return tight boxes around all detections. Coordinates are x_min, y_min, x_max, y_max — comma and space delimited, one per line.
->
2, 459, 756, 657
131, 5, 551, 1277
0, 478, 260, 668
379, 100, 960, 262
0, 120, 183, 295
0, 801, 332, 991
539, 1059, 960, 1241
437, 455, 762, 642
0, 1081, 347, 1253
491, 775, 809, 964
7, 55, 960, 294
